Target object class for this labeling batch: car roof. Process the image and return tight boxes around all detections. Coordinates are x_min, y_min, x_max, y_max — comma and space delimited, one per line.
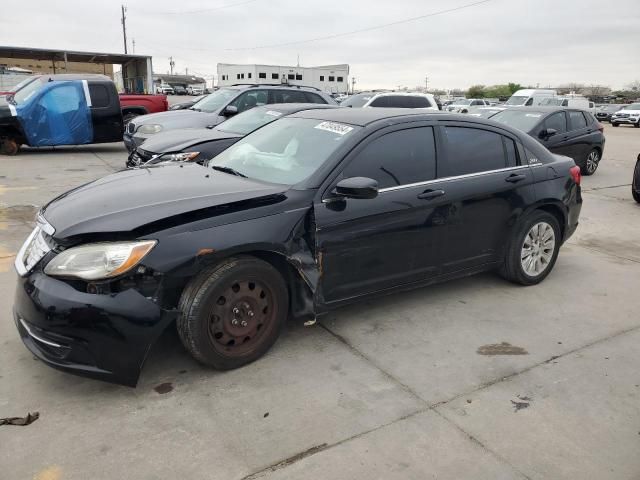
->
33, 74, 112, 82
493, 106, 589, 114
290, 108, 448, 126
371, 92, 434, 97
224, 84, 323, 92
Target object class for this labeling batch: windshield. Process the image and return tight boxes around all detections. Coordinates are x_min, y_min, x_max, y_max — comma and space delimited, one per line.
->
217, 107, 286, 135
540, 98, 562, 106
12, 77, 43, 105
452, 99, 472, 106
190, 88, 238, 113
624, 103, 640, 110
211, 117, 360, 185
505, 96, 529, 106
490, 110, 543, 132
341, 93, 375, 108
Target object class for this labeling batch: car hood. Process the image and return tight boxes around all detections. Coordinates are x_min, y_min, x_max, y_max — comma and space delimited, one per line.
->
132, 109, 220, 130
42, 163, 287, 240
139, 127, 242, 154
613, 109, 640, 114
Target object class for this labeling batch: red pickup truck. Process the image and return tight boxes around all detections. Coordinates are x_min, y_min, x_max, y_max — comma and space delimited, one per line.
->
119, 93, 168, 123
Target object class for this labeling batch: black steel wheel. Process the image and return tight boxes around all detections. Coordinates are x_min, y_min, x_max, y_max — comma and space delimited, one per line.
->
632, 158, 640, 204
177, 256, 288, 370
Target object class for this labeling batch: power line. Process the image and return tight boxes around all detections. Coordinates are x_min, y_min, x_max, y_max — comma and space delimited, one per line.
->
225, 0, 494, 51
131, 0, 261, 16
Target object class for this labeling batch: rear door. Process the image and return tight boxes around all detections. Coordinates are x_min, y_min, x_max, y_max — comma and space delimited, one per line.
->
88, 82, 124, 142
433, 123, 535, 273
565, 110, 595, 163
315, 124, 445, 303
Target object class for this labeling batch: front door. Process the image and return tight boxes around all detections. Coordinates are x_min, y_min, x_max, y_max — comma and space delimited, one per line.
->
314, 125, 446, 304
539, 111, 573, 158
88, 82, 124, 143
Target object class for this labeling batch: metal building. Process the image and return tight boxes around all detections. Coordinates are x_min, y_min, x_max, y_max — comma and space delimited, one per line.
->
217, 63, 350, 94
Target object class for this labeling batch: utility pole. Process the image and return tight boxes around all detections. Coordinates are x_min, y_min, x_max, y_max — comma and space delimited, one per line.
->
169, 57, 175, 75
121, 5, 128, 54
185, 67, 188, 75
132, 38, 135, 54
351, 77, 356, 95
425, 76, 429, 92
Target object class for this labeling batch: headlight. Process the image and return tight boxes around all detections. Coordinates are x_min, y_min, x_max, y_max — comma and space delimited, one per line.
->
137, 124, 163, 135
44, 240, 156, 281
158, 151, 200, 162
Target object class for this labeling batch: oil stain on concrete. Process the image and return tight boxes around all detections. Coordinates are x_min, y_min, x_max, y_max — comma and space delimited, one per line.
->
476, 342, 528, 356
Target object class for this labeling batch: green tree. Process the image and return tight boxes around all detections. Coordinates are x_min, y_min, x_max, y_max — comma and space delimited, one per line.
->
467, 85, 486, 98
484, 85, 512, 98
507, 82, 523, 94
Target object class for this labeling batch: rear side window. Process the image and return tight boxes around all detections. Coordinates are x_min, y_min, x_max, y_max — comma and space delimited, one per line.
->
544, 112, 567, 133
88, 84, 110, 108
343, 127, 436, 189
440, 127, 509, 177
304, 92, 327, 104
271, 89, 307, 103
568, 110, 588, 130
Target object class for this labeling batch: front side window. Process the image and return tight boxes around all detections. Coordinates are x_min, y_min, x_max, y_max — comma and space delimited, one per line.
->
304, 92, 327, 104
229, 90, 268, 112
342, 127, 436, 189
544, 112, 567, 133
340, 93, 373, 108
211, 118, 360, 185
568, 110, 587, 130
440, 127, 509, 177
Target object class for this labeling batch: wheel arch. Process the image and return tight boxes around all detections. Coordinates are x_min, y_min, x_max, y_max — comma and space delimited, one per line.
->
122, 106, 149, 116
526, 201, 567, 240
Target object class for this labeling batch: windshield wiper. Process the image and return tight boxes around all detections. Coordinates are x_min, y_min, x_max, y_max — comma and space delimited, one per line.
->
211, 165, 247, 178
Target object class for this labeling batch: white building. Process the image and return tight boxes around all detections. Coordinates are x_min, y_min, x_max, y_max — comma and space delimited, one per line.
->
217, 63, 350, 94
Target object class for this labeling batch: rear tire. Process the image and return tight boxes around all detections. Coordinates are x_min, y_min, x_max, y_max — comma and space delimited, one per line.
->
500, 211, 561, 286
177, 256, 288, 370
634, 122, 640, 128
581, 149, 600, 176
632, 159, 640, 203
611, 122, 619, 127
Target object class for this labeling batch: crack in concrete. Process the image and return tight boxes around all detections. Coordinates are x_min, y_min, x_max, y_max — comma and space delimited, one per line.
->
582, 183, 631, 192
568, 241, 640, 264
91, 150, 118, 172
239, 319, 640, 479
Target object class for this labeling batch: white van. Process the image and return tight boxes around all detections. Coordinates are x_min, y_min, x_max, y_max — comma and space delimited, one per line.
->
540, 96, 596, 113
505, 89, 557, 107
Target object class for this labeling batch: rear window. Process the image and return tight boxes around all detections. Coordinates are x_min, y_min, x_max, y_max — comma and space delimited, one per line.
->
89, 84, 110, 108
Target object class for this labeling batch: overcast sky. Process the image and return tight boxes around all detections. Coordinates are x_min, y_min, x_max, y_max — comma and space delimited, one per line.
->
2, 0, 638, 90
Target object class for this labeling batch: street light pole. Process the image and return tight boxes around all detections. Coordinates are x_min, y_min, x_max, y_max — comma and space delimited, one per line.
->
351, 77, 356, 95
121, 5, 128, 54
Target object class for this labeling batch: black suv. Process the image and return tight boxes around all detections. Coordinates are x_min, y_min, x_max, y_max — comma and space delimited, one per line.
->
14, 109, 582, 386
124, 84, 336, 152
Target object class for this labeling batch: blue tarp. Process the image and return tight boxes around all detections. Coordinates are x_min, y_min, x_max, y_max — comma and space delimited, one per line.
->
15, 80, 93, 147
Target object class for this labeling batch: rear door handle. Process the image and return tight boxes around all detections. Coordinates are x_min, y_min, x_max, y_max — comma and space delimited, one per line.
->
505, 173, 527, 183
417, 189, 445, 200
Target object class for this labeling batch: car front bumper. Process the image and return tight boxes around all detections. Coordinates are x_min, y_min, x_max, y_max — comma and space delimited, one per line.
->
611, 117, 640, 124
13, 272, 177, 387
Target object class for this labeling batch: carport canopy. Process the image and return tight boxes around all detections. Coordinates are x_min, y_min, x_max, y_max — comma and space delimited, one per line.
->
0, 46, 154, 93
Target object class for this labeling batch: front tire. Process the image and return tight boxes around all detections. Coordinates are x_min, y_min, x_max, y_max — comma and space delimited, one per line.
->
582, 149, 600, 176
611, 122, 619, 127
501, 211, 561, 286
177, 256, 288, 370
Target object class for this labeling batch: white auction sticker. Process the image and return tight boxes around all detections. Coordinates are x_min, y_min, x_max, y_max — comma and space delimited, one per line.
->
525, 113, 542, 118
265, 110, 283, 117
314, 121, 354, 136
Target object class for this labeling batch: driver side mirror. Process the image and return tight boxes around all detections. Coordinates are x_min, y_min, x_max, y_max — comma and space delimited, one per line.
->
539, 128, 557, 140
334, 177, 378, 200
222, 105, 238, 117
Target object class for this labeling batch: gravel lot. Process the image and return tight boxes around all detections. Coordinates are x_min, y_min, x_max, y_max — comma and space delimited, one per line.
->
1, 124, 639, 480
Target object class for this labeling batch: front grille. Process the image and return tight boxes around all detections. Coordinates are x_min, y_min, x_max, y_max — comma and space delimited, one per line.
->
617, 113, 629, 118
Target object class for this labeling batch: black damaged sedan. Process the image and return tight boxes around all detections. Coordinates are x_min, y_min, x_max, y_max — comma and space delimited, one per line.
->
14, 109, 582, 386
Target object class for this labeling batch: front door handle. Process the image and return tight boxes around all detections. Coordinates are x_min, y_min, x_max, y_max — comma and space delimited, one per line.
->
417, 189, 445, 200
505, 173, 527, 183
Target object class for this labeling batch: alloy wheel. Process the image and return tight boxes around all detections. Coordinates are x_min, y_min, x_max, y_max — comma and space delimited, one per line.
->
586, 150, 600, 174
521, 222, 556, 277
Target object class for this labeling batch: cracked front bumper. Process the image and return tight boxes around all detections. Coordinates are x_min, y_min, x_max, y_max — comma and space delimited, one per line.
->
13, 272, 177, 387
